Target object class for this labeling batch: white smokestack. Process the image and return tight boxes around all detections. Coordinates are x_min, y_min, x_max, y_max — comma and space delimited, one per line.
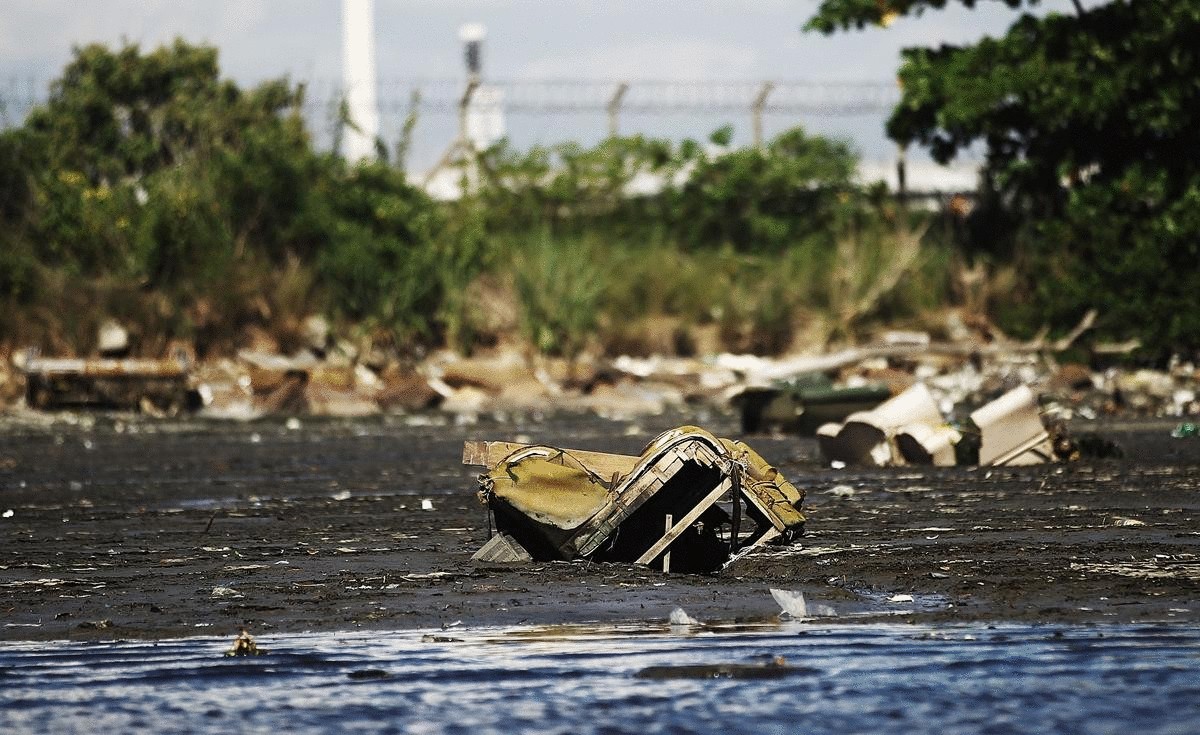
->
341, 0, 380, 162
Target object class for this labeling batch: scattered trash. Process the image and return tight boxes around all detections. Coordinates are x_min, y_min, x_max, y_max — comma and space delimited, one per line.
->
1171, 422, 1199, 439
668, 607, 701, 626
769, 588, 807, 618
331, 490, 352, 501
1111, 517, 1147, 527
211, 586, 243, 599
817, 383, 1065, 467
421, 499, 435, 511
971, 385, 1054, 466
2, 509, 13, 518
285, 417, 302, 431
887, 594, 915, 603
224, 628, 264, 657
464, 426, 805, 574
817, 383, 959, 467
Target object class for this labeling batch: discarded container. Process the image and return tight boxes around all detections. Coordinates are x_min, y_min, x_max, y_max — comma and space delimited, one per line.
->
817, 383, 951, 466
817, 382, 1061, 468
464, 426, 805, 574
970, 385, 1054, 466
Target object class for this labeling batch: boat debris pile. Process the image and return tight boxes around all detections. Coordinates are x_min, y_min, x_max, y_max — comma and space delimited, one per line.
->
463, 426, 805, 574
816, 382, 1067, 467
4, 313, 1198, 424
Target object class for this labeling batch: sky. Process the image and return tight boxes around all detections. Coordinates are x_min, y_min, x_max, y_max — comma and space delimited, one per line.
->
0, 0, 1088, 174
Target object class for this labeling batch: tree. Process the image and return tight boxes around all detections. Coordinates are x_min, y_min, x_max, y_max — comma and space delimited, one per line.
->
807, 0, 1200, 356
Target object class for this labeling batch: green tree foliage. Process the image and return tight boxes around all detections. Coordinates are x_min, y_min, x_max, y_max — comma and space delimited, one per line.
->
0, 39, 449, 351
808, 0, 1200, 356
314, 161, 446, 341
678, 127, 858, 250
0, 38, 919, 358
471, 126, 859, 252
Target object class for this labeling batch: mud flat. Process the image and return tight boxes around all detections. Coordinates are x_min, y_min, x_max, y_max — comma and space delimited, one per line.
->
1, 411, 1197, 641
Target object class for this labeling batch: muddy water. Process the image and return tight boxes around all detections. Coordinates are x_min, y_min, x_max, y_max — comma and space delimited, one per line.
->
3, 622, 1199, 734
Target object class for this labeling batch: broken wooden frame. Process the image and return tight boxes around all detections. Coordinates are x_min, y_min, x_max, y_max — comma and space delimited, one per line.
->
464, 426, 805, 574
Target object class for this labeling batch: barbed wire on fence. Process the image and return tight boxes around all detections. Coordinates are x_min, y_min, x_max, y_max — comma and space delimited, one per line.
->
0, 76, 900, 128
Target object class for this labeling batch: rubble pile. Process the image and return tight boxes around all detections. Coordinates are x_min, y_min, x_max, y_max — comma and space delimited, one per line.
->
3, 319, 1198, 426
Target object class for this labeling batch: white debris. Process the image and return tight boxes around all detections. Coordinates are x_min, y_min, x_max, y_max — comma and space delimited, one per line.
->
331, 490, 351, 501
828, 485, 858, 498
2, 509, 13, 518
211, 586, 243, 599
668, 607, 701, 626
769, 588, 808, 618
421, 499, 435, 511
971, 385, 1053, 466
1111, 517, 1147, 527
887, 594, 915, 603
286, 417, 302, 431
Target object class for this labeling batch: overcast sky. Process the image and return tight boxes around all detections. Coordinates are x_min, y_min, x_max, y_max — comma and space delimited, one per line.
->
0, 0, 1086, 170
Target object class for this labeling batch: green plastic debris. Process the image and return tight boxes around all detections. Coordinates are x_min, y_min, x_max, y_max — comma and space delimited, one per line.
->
1171, 422, 1199, 439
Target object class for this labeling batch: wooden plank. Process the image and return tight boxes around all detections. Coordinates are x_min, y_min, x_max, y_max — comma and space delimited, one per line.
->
634, 477, 733, 566
462, 440, 639, 479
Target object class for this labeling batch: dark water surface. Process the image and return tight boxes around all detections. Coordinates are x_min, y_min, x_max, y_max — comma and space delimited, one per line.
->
3, 622, 1199, 734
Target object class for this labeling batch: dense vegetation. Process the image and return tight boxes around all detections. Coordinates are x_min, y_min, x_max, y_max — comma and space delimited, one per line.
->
0, 40, 943, 360
809, 0, 1200, 359
6, 2, 1200, 364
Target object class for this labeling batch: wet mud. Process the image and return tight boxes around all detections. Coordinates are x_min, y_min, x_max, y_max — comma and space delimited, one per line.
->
1, 411, 1197, 641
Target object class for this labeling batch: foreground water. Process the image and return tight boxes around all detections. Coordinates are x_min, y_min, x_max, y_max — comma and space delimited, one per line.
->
3, 622, 1198, 734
